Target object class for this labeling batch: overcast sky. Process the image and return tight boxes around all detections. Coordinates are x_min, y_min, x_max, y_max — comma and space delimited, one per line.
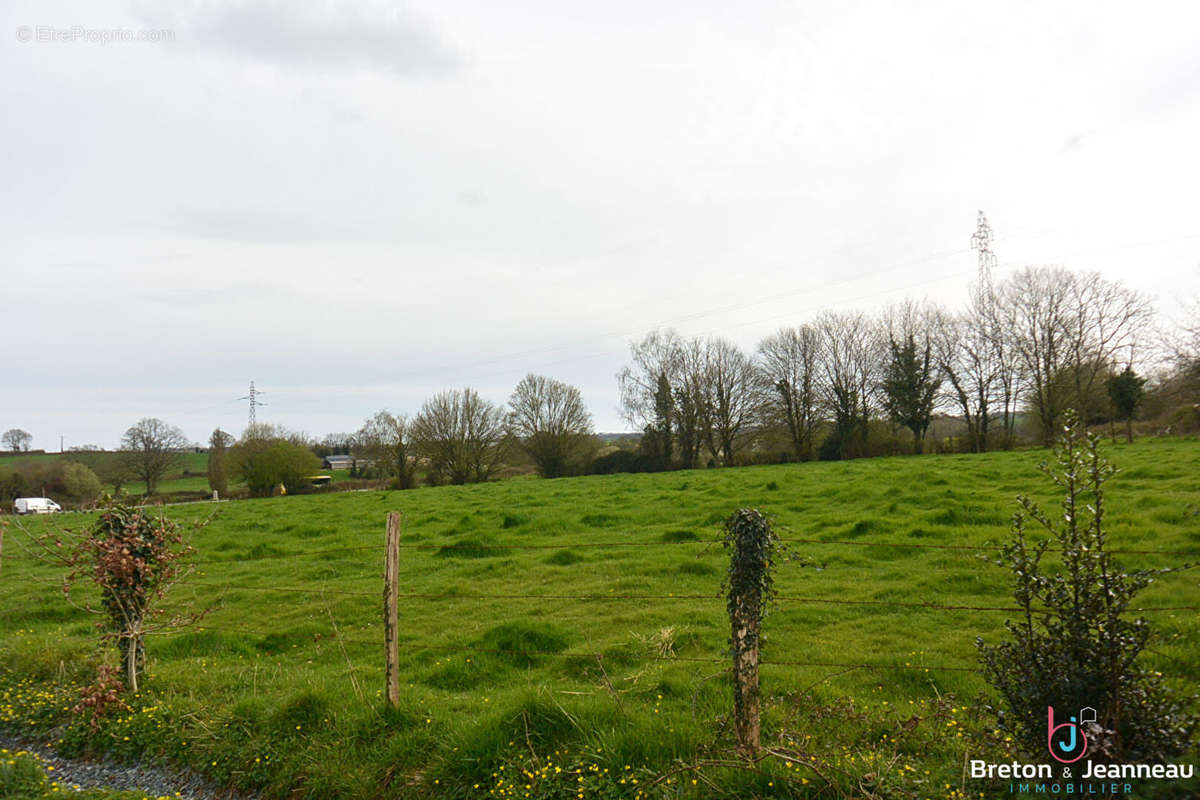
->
4, 0, 1199, 449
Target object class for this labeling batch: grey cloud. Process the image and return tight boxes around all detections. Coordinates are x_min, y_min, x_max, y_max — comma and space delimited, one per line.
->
133, 0, 461, 75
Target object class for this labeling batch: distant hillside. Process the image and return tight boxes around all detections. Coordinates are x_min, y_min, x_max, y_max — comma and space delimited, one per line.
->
595, 432, 636, 443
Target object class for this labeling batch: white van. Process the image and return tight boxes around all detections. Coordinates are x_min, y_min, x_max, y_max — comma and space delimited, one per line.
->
13, 497, 62, 515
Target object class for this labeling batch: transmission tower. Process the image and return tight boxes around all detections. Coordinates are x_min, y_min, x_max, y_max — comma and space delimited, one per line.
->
970, 210, 998, 278
239, 381, 266, 427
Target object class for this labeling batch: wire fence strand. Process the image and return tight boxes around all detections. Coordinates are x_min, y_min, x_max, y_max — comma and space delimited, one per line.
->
5, 536, 1194, 564
176, 581, 1200, 613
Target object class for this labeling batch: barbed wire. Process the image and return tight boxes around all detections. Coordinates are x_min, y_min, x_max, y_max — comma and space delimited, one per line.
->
5, 536, 1192, 564
175, 581, 1200, 613
0, 539, 708, 564
778, 536, 1197, 557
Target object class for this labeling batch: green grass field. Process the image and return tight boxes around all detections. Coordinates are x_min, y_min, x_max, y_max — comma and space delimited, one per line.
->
1, 438, 1198, 799
0, 453, 64, 464
0, 451, 213, 497
0, 451, 364, 498
121, 451, 212, 496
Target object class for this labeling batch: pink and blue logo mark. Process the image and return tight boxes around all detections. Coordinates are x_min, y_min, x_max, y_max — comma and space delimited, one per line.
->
1047, 706, 1095, 763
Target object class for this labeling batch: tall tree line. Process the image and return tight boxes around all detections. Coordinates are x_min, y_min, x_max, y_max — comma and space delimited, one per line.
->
617, 265, 1157, 464
103, 264, 1179, 497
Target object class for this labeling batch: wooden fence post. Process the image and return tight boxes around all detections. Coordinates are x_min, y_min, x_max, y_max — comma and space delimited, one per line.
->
725, 508, 773, 756
729, 597, 758, 753
731, 590, 761, 755
384, 511, 402, 709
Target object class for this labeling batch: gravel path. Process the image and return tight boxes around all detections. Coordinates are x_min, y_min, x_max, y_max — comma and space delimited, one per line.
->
0, 734, 256, 799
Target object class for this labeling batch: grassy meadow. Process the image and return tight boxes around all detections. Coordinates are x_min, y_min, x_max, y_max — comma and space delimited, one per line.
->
123, 451, 212, 496
0, 451, 362, 499
0, 451, 213, 498
1, 437, 1198, 799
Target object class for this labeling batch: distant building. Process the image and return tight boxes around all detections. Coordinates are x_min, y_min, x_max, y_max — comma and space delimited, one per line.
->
323, 454, 355, 470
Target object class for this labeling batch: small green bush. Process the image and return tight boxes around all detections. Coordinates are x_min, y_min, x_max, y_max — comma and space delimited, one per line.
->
61, 461, 102, 504
977, 415, 1198, 762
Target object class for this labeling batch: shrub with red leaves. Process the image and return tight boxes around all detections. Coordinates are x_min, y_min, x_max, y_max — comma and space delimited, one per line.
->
72, 663, 132, 732
63, 499, 194, 692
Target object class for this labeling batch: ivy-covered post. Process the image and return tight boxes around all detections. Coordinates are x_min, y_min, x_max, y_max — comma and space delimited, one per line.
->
724, 508, 776, 756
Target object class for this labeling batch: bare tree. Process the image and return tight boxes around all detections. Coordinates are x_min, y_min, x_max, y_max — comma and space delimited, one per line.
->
617, 330, 713, 469
700, 338, 760, 466
2, 428, 32, 453
315, 432, 355, 458
1164, 295, 1200, 404
968, 211, 1022, 447
507, 374, 595, 478
119, 418, 188, 495
756, 325, 821, 461
617, 329, 684, 431
356, 411, 417, 489
932, 307, 1000, 453
1141, 294, 1200, 418
976, 281, 1023, 448
814, 311, 879, 459
411, 388, 507, 484
673, 337, 710, 469
997, 268, 1075, 444
1172, 296, 1200, 369
998, 267, 1152, 444
1065, 272, 1154, 421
